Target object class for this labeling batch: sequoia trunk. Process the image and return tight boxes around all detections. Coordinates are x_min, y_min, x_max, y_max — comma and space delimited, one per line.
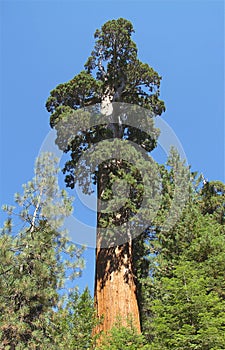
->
93, 172, 141, 334
94, 242, 141, 334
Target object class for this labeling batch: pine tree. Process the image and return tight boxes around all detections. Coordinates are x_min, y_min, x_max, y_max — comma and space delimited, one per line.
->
0, 153, 84, 349
46, 18, 165, 334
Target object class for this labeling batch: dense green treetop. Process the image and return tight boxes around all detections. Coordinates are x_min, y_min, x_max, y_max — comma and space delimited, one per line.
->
46, 18, 165, 126
45, 19, 166, 196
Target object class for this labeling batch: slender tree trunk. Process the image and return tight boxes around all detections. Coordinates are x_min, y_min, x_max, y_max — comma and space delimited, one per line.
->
94, 169, 141, 335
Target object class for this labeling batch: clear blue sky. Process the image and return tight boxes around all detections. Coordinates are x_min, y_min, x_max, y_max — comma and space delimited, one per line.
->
0, 0, 224, 294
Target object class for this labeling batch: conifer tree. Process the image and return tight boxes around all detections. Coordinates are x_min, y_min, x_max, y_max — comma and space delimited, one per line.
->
0, 153, 84, 349
199, 180, 225, 224
147, 213, 225, 349
46, 18, 165, 334
140, 162, 225, 349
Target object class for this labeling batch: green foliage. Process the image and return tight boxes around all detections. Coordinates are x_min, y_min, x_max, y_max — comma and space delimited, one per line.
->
85, 18, 165, 114
49, 288, 99, 349
133, 149, 192, 329
149, 258, 225, 349
46, 18, 165, 195
46, 70, 102, 128
199, 180, 225, 224
47, 18, 165, 125
141, 183, 225, 349
0, 153, 85, 349
96, 317, 149, 350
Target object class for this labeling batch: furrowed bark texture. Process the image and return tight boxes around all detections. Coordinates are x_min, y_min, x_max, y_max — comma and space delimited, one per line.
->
94, 243, 141, 333
94, 171, 141, 334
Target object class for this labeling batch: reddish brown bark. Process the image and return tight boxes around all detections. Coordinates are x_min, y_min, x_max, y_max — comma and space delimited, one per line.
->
93, 155, 141, 337
94, 241, 141, 334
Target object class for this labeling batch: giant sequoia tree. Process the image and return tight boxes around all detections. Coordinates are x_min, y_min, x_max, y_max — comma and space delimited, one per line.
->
46, 18, 165, 334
